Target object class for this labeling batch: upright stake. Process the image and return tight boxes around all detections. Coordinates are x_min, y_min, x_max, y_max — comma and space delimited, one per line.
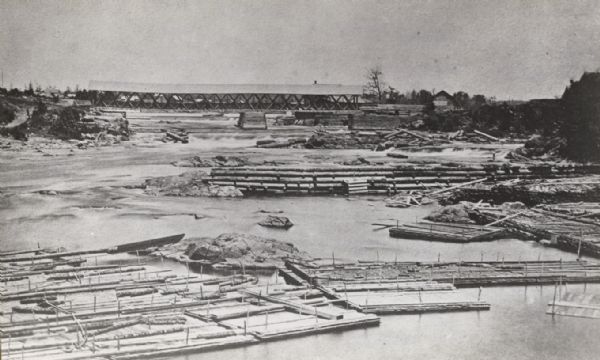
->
551, 281, 558, 316
186, 327, 190, 345
578, 230, 583, 260
265, 311, 269, 328
93, 296, 96, 313
478, 287, 482, 301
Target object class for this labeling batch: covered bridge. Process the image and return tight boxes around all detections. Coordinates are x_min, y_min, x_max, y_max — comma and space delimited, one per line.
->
88, 81, 363, 110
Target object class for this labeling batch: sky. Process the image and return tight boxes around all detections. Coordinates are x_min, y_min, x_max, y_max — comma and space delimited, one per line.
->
0, 0, 599, 100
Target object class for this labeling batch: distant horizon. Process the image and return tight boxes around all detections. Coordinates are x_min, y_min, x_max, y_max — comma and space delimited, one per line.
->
2, 0, 599, 101
0, 78, 571, 102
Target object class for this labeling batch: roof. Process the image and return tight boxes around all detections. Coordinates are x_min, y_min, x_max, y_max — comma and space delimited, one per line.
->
88, 81, 363, 95
433, 90, 454, 99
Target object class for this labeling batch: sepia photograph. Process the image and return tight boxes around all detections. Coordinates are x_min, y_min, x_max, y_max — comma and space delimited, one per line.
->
1, 0, 600, 359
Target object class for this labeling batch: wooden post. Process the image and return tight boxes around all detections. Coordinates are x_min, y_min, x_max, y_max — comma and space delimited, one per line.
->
200, 286, 203, 299
332, 252, 335, 267
265, 310, 269, 328
136, 250, 140, 265
7, 335, 11, 357
244, 320, 247, 335
117, 337, 120, 351
117, 300, 121, 318
418, 290, 422, 303
478, 287, 482, 301
438, 253, 440, 263
480, 252, 484, 262
200, 265, 203, 279
93, 295, 96, 313
429, 266, 433, 281
551, 281, 558, 316
559, 276, 563, 298
578, 230, 583, 260
186, 327, 190, 345
344, 282, 349, 309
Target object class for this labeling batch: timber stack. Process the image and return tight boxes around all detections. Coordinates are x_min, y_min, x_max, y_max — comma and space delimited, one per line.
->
207, 164, 600, 196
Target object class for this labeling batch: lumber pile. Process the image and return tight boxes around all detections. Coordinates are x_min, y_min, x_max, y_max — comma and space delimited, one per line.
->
207, 164, 600, 197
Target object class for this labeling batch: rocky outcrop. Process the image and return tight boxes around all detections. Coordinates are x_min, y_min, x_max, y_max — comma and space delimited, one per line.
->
258, 215, 294, 229
425, 204, 475, 224
154, 233, 312, 269
143, 171, 243, 197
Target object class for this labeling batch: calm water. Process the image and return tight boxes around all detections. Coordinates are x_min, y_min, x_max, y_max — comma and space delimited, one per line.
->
2, 191, 599, 359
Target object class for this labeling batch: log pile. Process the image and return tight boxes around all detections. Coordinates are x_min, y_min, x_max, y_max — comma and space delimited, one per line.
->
207, 164, 600, 196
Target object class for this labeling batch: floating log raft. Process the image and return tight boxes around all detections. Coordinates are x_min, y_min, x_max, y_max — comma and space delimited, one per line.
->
546, 291, 600, 319
389, 222, 509, 243
0, 243, 380, 359
0, 234, 185, 263
286, 258, 600, 291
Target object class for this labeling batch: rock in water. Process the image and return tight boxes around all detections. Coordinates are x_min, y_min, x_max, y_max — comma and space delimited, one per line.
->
167, 233, 311, 268
425, 204, 475, 224
258, 215, 294, 229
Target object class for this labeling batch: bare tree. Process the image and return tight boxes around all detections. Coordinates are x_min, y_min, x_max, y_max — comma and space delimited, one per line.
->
365, 66, 385, 103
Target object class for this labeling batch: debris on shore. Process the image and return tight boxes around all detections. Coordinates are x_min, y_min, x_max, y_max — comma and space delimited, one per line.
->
443, 175, 600, 206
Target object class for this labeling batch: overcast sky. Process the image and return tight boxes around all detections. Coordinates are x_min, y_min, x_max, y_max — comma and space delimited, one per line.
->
1, 0, 599, 99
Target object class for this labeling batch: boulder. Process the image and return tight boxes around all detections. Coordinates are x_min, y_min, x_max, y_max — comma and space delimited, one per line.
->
258, 215, 294, 229
425, 204, 475, 224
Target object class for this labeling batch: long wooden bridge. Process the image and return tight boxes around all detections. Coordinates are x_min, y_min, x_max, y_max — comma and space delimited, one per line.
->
88, 81, 363, 111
